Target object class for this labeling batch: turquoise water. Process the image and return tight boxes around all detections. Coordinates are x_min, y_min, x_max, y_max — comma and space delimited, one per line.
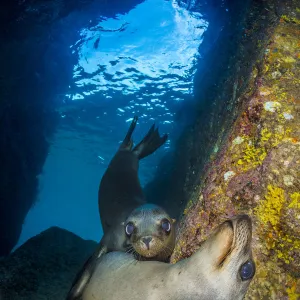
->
15, 0, 223, 249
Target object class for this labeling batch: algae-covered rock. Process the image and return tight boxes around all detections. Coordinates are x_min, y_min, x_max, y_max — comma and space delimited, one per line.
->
0, 227, 97, 300
171, 1, 300, 299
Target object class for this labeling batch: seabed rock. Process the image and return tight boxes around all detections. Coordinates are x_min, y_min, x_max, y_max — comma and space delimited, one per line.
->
0, 227, 97, 300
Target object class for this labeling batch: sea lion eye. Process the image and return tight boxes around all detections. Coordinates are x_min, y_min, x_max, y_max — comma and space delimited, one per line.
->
239, 260, 255, 281
161, 219, 171, 232
125, 222, 135, 236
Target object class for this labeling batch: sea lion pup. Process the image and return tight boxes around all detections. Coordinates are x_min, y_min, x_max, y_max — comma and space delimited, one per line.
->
82, 214, 256, 300
124, 203, 176, 261
66, 116, 175, 300
97, 116, 174, 259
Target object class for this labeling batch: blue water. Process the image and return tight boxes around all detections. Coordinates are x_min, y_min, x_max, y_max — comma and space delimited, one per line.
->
15, 0, 216, 249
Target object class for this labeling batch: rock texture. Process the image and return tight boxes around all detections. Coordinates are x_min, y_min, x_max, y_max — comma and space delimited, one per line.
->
0, 227, 97, 300
145, 0, 252, 218
169, 1, 300, 299
0, 0, 74, 256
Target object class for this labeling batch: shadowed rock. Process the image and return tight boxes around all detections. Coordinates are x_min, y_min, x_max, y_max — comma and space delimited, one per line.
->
0, 227, 97, 300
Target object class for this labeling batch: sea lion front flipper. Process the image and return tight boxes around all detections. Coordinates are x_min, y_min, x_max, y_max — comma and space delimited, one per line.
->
66, 243, 108, 300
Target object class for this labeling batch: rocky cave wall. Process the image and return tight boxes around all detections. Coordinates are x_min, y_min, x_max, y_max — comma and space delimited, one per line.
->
0, 0, 103, 257
145, 0, 253, 217
153, 0, 300, 298
0, 12, 62, 256
0, 0, 145, 256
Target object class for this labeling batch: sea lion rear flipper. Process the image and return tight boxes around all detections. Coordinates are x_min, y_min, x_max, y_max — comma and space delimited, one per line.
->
120, 116, 138, 150
66, 243, 108, 300
132, 124, 168, 160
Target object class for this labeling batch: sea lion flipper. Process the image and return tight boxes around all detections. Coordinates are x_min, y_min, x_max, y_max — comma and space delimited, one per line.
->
66, 243, 108, 300
121, 116, 138, 150
132, 124, 168, 160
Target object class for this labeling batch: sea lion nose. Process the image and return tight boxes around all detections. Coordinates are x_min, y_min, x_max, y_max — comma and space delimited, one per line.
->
142, 237, 152, 249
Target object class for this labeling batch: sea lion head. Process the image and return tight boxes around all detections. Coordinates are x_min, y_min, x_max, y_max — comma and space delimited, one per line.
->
80, 214, 255, 300
192, 214, 255, 299
124, 204, 175, 261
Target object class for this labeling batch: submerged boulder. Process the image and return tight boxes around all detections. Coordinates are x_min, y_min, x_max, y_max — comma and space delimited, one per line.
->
0, 227, 97, 300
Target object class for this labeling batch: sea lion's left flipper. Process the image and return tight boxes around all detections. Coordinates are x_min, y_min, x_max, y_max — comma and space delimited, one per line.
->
66, 243, 108, 300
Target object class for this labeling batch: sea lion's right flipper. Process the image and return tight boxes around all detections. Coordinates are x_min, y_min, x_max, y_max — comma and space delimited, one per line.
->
120, 116, 138, 150
66, 243, 108, 300
132, 123, 168, 160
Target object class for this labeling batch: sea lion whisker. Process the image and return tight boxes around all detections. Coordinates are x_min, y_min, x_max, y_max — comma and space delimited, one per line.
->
126, 247, 135, 255
126, 245, 134, 251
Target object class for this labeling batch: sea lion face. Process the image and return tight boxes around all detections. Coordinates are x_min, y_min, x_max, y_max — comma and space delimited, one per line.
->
124, 204, 175, 260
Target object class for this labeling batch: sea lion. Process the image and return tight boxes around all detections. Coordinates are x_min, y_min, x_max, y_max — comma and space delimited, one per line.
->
98, 116, 171, 255
123, 203, 176, 261
81, 214, 256, 300
67, 116, 175, 300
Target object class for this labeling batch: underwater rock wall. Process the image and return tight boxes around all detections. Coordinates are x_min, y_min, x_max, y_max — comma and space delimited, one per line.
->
0, 0, 159, 257
0, 0, 88, 256
145, 0, 252, 217
0, 38, 59, 256
170, 0, 300, 298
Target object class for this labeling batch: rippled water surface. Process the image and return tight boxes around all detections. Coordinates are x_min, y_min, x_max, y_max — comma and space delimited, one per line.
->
72, 0, 206, 101
17, 0, 209, 248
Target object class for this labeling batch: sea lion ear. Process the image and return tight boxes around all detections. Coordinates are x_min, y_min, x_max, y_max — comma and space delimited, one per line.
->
172, 219, 176, 223
120, 222, 125, 226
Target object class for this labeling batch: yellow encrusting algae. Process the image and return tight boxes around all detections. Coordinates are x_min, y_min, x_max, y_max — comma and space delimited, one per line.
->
288, 192, 300, 209
255, 185, 285, 227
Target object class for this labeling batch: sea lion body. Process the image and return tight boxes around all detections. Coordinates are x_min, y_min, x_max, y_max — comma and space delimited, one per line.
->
97, 116, 170, 254
98, 149, 145, 251
82, 215, 256, 300
67, 117, 172, 300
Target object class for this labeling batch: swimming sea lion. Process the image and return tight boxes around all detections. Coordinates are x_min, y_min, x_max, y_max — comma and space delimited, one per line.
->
98, 116, 170, 255
97, 116, 175, 260
67, 116, 174, 300
81, 214, 256, 300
